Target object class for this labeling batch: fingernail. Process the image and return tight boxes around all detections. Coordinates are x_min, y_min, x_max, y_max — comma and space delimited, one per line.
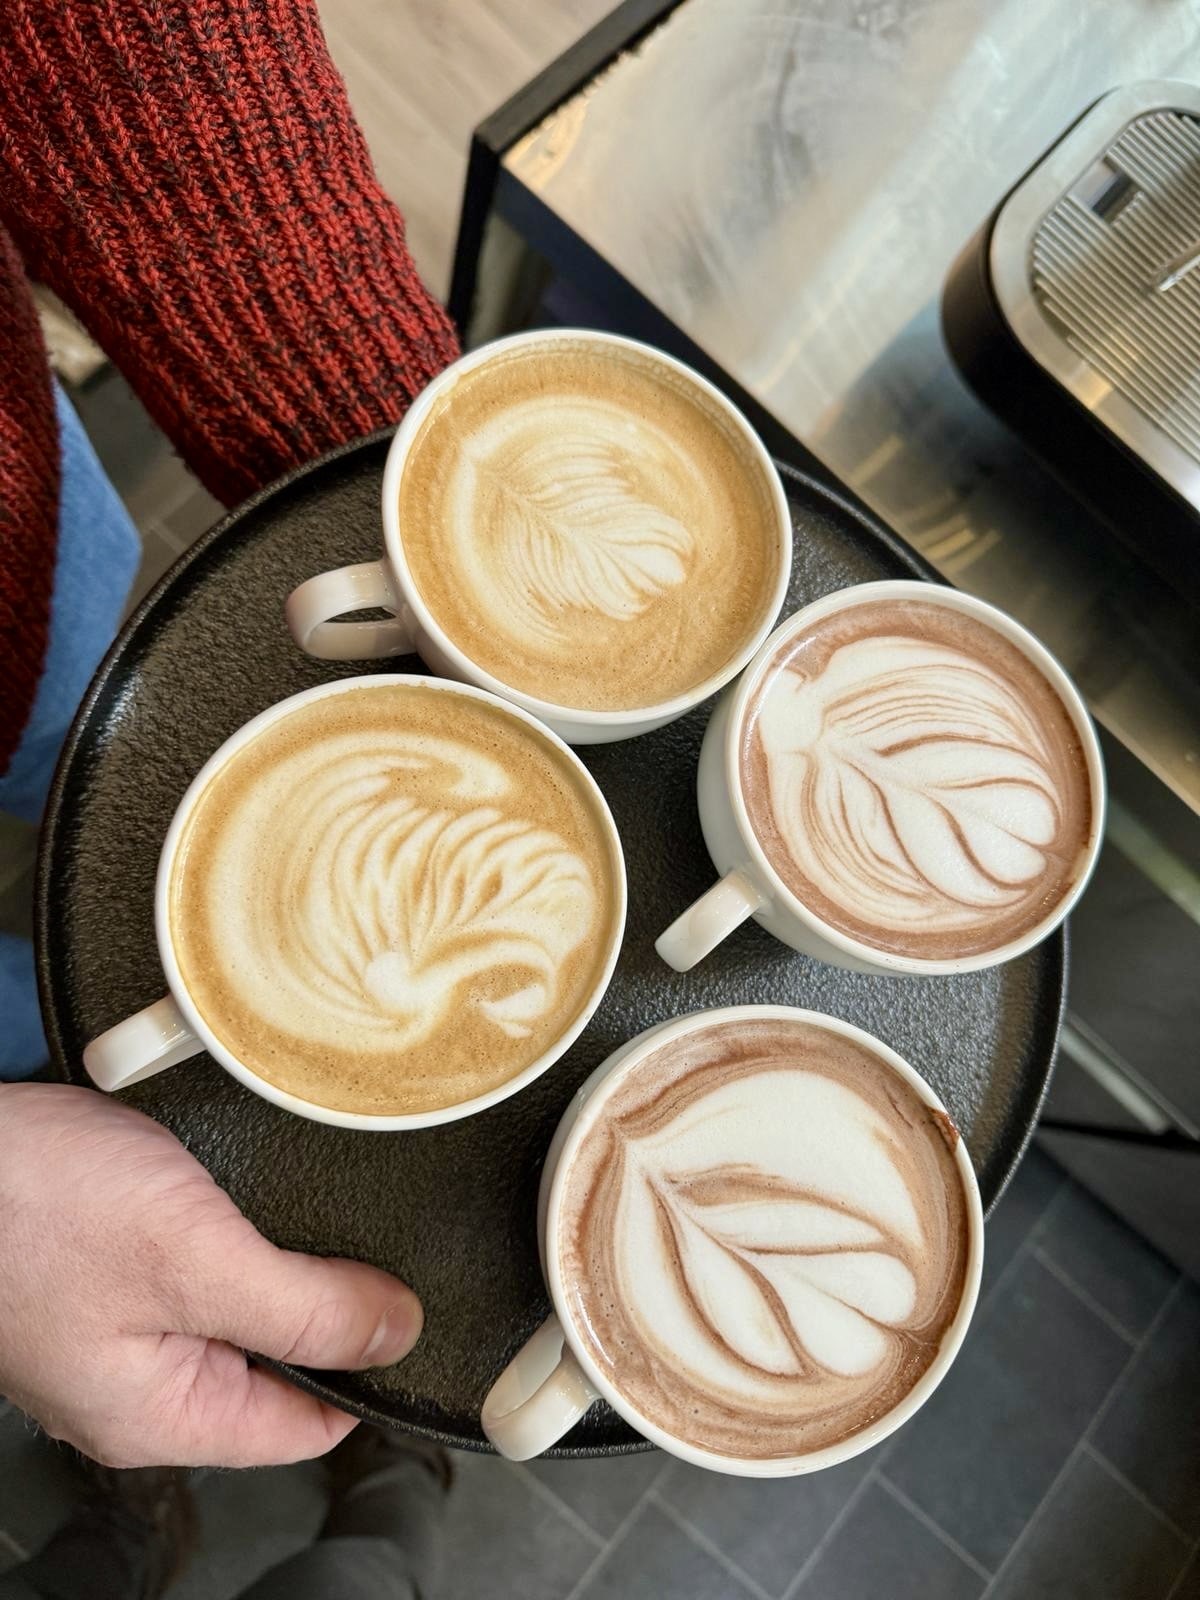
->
364, 1291, 424, 1366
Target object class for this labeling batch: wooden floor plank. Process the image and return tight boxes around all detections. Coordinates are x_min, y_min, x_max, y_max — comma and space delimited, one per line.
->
317, 0, 614, 296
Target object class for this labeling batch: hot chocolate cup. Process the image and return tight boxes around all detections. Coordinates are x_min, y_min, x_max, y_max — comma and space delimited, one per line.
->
483, 1004, 985, 1478
656, 581, 1106, 977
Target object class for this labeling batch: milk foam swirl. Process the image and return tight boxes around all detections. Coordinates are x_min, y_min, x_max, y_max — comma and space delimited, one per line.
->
612, 1073, 922, 1394
450, 401, 695, 647
398, 339, 782, 712
171, 685, 615, 1114
560, 1020, 970, 1460
742, 601, 1093, 959
214, 733, 596, 1051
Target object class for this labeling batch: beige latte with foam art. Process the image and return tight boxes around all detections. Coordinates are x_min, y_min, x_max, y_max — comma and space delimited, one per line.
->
398, 338, 781, 712
740, 597, 1094, 961
558, 1017, 971, 1460
169, 683, 620, 1116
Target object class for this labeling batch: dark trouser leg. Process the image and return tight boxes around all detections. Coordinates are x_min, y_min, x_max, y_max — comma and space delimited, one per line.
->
0, 1506, 159, 1600
233, 1537, 421, 1600
235, 1445, 446, 1600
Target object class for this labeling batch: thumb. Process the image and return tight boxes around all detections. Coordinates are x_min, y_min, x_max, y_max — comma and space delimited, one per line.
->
177, 1225, 424, 1371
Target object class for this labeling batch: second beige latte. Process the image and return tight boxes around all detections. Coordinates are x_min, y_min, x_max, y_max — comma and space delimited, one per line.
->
397, 337, 782, 713
170, 683, 622, 1118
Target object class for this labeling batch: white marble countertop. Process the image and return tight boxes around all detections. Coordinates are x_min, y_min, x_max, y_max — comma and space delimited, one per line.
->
504, 0, 1200, 817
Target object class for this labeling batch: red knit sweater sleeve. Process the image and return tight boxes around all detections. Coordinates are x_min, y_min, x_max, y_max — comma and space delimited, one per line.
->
0, 0, 460, 509
0, 228, 60, 773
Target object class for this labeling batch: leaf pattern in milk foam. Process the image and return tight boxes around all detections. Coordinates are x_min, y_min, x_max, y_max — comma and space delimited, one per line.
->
257, 735, 597, 1049
756, 635, 1064, 934
460, 404, 694, 646
612, 1073, 923, 1401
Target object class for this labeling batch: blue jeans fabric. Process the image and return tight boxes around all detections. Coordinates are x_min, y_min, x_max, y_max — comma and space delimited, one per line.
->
0, 382, 140, 1078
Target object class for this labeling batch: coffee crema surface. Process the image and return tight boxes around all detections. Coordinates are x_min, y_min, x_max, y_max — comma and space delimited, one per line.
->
170, 684, 619, 1115
558, 1018, 971, 1460
398, 340, 781, 711
741, 598, 1094, 960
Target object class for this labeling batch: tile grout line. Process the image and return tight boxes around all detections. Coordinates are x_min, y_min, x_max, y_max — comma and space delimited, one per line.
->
559, 1471, 664, 1600
876, 1472, 992, 1584
123, 457, 203, 523
974, 1188, 1063, 1326
506, 1462, 607, 1551
973, 1444, 1079, 1591
141, 518, 192, 558
158, 497, 221, 553
1081, 1442, 1194, 1547
0, 1530, 28, 1563
646, 1488, 773, 1600
1030, 1246, 1139, 1347
1163, 1537, 1200, 1600
978, 1275, 1185, 1599
971, 1234, 1038, 1322
1021, 1166, 1074, 1251
778, 1461, 882, 1599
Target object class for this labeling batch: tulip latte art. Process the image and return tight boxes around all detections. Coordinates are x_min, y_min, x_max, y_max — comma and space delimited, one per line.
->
399, 339, 780, 711
741, 598, 1094, 960
559, 1018, 971, 1458
170, 685, 618, 1115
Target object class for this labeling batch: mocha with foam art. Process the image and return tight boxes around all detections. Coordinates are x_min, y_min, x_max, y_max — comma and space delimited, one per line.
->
741, 597, 1094, 960
557, 1017, 971, 1460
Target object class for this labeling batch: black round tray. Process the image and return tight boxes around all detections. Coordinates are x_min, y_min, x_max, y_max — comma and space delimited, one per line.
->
37, 437, 1064, 1455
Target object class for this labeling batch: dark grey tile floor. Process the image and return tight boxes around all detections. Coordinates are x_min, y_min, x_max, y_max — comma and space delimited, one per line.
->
66, 366, 224, 615
1, 1148, 1196, 1600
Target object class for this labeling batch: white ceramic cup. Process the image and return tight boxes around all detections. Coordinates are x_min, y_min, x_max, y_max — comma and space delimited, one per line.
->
656, 580, 1106, 977
82, 675, 627, 1131
481, 1004, 984, 1475
284, 329, 792, 744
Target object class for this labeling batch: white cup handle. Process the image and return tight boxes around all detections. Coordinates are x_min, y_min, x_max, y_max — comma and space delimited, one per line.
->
655, 869, 764, 972
481, 1315, 601, 1461
83, 995, 204, 1091
285, 559, 415, 660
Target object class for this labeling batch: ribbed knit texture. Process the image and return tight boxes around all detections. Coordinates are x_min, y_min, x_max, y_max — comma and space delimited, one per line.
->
0, 0, 461, 510
0, 0, 460, 769
0, 228, 60, 775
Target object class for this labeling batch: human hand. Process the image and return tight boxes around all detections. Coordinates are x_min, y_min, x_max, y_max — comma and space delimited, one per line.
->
0, 1084, 422, 1468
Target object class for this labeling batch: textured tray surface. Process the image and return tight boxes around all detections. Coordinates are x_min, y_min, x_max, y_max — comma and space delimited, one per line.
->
37, 437, 1064, 1453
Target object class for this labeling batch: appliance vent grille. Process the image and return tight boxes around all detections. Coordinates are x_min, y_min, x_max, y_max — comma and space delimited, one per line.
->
1032, 111, 1200, 466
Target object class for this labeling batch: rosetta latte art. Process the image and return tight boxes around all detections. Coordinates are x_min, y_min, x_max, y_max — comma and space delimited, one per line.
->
398, 338, 782, 711
559, 1020, 970, 1460
743, 602, 1093, 958
452, 403, 695, 647
220, 735, 596, 1052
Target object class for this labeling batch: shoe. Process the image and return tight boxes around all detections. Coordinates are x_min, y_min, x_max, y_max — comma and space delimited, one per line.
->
71, 1456, 197, 1600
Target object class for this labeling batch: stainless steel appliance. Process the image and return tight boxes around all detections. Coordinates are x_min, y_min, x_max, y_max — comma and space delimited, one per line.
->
944, 82, 1200, 605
